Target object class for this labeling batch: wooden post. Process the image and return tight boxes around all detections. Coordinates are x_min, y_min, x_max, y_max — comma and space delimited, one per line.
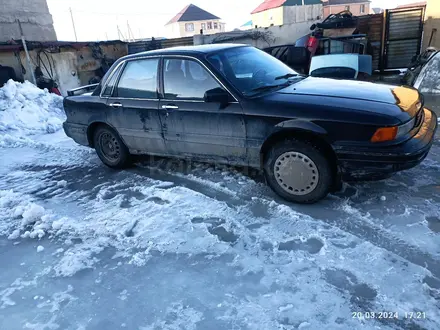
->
17, 19, 36, 85
379, 10, 388, 73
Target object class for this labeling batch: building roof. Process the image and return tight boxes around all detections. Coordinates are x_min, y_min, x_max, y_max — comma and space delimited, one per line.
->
166, 4, 220, 25
371, 7, 383, 14
241, 20, 253, 27
251, 0, 286, 14
322, 0, 370, 5
251, 0, 322, 14
0, 40, 125, 53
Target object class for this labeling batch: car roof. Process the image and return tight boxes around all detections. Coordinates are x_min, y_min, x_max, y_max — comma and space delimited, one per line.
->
122, 43, 248, 60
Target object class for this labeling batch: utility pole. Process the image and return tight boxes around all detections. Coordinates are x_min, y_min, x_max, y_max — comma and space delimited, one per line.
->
117, 25, 126, 41
127, 21, 135, 42
303, 0, 306, 21
17, 19, 36, 85
69, 7, 78, 41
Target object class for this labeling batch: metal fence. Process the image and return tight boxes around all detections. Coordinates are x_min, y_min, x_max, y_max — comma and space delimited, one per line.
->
385, 7, 425, 69
128, 37, 194, 55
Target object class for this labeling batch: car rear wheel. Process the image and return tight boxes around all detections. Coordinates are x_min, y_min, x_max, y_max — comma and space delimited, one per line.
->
93, 126, 131, 169
264, 139, 333, 204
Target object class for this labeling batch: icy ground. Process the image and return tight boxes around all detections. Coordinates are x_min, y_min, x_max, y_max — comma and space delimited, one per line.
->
0, 81, 440, 329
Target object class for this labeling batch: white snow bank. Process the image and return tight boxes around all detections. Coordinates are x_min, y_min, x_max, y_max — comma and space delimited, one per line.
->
0, 80, 65, 146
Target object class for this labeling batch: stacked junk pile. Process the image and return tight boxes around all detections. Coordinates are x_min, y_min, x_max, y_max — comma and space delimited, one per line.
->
263, 10, 374, 80
263, 5, 440, 90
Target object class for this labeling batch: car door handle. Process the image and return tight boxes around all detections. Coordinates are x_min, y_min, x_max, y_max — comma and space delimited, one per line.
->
162, 105, 179, 110
109, 102, 123, 108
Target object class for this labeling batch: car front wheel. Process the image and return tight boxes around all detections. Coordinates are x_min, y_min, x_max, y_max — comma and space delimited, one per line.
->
93, 126, 131, 169
264, 139, 333, 204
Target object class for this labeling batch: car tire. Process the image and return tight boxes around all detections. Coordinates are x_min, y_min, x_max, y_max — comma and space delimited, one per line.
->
93, 125, 131, 169
264, 139, 333, 204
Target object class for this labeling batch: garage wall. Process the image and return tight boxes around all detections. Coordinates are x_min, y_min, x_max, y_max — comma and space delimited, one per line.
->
1, 41, 127, 95
0, 53, 23, 80
18, 50, 80, 95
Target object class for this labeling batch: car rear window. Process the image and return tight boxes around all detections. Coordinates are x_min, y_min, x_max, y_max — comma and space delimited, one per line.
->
310, 67, 357, 79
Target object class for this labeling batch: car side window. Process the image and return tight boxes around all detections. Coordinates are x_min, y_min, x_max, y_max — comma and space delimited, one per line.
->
163, 58, 221, 100
102, 65, 122, 97
116, 59, 158, 99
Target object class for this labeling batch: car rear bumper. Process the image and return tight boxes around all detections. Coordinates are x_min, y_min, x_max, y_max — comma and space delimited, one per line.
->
63, 122, 90, 146
335, 108, 438, 181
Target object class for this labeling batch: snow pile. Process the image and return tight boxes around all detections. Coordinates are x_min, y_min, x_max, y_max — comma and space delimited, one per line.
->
0, 190, 57, 241
0, 80, 65, 146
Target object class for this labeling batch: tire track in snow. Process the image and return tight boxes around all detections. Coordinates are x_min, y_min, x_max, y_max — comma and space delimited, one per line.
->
136, 159, 440, 281
4, 157, 440, 281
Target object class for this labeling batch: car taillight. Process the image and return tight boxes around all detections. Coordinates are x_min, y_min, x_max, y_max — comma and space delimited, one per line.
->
307, 36, 317, 48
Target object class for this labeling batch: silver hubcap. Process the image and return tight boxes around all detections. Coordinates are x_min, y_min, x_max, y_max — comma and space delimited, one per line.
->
274, 152, 319, 195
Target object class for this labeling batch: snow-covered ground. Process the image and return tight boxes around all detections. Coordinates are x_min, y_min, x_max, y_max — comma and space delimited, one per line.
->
0, 81, 440, 329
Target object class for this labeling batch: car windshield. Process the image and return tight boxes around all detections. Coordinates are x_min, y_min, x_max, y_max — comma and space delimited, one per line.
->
207, 46, 301, 96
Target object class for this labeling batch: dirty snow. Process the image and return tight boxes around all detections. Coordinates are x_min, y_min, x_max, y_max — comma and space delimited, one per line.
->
0, 81, 439, 329
0, 79, 65, 147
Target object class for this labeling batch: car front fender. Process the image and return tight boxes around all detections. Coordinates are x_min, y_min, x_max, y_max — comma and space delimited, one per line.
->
275, 119, 328, 135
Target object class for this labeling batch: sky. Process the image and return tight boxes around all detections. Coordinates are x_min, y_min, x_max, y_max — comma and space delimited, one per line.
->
46, 0, 423, 41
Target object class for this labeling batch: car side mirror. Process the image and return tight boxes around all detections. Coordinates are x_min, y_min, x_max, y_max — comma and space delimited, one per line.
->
204, 87, 230, 106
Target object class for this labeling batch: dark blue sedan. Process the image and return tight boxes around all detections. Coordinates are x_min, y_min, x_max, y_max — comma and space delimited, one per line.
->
63, 44, 438, 203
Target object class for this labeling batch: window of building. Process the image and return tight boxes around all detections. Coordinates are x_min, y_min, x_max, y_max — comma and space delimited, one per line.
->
214, 22, 218, 29
163, 59, 221, 100
360, 4, 365, 13
185, 23, 194, 32
207, 22, 212, 29
116, 59, 158, 99
201, 23, 206, 30
345, 5, 350, 11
